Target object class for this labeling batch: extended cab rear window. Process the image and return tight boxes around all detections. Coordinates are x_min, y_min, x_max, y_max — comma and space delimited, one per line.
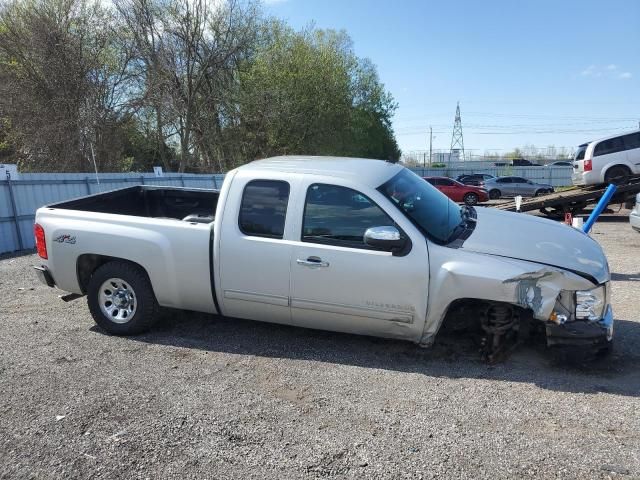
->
238, 180, 290, 239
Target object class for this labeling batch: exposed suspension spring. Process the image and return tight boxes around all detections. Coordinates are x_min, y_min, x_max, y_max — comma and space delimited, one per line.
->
480, 303, 519, 363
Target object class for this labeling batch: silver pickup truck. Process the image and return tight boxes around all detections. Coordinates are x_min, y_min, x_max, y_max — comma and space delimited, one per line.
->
34, 156, 614, 359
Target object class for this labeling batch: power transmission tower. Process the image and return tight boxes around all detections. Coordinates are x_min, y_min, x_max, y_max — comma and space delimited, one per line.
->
449, 102, 465, 162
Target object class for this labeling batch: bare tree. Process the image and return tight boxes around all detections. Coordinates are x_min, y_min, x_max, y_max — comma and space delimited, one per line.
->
116, 0, 259, 172
0, 0, 136, 171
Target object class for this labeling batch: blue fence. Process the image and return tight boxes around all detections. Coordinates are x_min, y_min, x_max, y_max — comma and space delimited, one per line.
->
411, 166, 573, 187
0, 172, 225, 255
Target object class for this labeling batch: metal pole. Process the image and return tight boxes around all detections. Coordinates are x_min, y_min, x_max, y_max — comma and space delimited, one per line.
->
85, 177, 91, 195
6, 171, 24, 250
180, 175, 185, 187
583, 184, 617, 234
213, 176, 218, 189
141, 175, 145, 185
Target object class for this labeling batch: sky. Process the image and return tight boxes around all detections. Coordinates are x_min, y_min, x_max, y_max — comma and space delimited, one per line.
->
263, 0, 640, 157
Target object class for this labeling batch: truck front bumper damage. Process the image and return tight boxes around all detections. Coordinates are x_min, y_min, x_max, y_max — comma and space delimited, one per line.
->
546, 304, 614, 348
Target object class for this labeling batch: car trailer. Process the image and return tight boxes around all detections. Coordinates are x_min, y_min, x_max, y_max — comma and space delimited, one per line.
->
492, 175, 640, 217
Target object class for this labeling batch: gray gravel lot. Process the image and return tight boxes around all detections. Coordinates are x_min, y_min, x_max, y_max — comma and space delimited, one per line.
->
1, 215, 639, 479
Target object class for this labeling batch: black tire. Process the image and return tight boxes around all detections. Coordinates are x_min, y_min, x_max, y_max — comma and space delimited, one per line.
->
87, 260, 158, 335
489, 189, 501, 200
463, 192, 479, 205
534, 189, 547, 197
604, 166, 630, 185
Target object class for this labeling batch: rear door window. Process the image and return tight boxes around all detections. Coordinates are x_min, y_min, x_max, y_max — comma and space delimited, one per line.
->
496, 178, 512, 183
594, 136, 625, 156
440, 179, 455, 186
239, 180, 290, 239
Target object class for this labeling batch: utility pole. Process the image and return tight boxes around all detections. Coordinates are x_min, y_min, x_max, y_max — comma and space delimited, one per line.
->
429, 126, 433, 167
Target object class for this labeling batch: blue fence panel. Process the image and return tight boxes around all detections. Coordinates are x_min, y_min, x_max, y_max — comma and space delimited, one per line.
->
410, 166, 573, 187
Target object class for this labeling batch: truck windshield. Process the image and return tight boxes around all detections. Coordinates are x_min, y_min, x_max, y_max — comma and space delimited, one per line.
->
378, 168, 463, 244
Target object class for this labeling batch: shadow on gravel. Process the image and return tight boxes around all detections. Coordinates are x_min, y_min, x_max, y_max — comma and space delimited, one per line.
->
0, 249, 36, 260
611, 272, 640, 282
91, 310, 640, 398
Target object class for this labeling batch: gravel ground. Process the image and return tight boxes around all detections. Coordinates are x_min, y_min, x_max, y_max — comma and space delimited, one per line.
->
1, 215, 639, 479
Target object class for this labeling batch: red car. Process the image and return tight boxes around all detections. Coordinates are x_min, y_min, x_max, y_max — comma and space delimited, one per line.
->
423, 176, 489, 205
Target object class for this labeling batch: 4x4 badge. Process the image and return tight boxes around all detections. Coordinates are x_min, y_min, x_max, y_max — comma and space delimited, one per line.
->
53, 234, 76, 245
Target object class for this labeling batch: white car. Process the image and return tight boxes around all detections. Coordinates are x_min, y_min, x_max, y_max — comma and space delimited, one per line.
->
631, 193, 640, 232
572, 130, 640, 186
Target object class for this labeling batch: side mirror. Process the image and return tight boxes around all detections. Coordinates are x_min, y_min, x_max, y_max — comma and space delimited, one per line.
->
364, 226, 408, 254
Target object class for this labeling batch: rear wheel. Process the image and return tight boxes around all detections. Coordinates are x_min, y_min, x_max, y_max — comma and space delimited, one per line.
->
604, 166, 631, 185
87, 260, 158, 335
489, 189, 501, 200
463, 192, 479, 205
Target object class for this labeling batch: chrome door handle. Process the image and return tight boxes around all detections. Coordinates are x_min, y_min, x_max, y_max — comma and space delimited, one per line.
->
296, 256, 330, 268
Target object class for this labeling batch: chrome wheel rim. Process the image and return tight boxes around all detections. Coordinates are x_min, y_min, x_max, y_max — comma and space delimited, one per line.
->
98, 277, 137, 324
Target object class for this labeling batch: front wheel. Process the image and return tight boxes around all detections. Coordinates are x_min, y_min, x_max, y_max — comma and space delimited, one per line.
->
463, 192, 479, 205
87, 260, 158, 335
489, 189, 501, 200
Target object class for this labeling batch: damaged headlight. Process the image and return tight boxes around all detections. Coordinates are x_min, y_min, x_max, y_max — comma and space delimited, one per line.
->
575, 285, 606, 321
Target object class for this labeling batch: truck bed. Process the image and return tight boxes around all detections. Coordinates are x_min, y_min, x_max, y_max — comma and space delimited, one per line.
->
50, 186, 219, 223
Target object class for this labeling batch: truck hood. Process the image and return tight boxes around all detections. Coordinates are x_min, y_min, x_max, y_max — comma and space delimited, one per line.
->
458, 207, 609, 284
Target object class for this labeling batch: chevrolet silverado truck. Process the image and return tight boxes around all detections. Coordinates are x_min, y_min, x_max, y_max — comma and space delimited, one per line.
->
33, 156, 614, 360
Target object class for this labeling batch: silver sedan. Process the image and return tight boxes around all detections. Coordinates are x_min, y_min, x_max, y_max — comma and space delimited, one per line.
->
484, 176, 555, 199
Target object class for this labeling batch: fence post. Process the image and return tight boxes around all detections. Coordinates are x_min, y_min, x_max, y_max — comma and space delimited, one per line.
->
180, 175, 186, 187
6, 171, 24, 250
212, 176, 218, 189
85, 176, 91, 195
140, 175, 145, 185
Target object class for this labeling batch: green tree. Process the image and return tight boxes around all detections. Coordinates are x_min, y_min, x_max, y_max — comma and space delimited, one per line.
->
234, 21, 399, 164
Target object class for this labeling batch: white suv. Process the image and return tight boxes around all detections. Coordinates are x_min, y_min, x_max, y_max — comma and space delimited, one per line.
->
572, 130, 640, 186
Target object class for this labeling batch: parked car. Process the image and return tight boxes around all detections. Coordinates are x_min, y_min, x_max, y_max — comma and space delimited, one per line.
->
512, 158, 542, 167
33, 156, 613, 358
546, 161, 573, 167
631, 193, 640, 232
423, 176, 489, 205
483, 176, 555, 199
456, 173, 495, 187
493, 159, 541, 167
572, 129, 640, 186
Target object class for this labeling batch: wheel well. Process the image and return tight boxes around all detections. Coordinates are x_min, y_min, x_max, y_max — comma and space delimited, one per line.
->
76, 254, 151, 294
438, 298, 534, 334
604, 164, 631, 176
